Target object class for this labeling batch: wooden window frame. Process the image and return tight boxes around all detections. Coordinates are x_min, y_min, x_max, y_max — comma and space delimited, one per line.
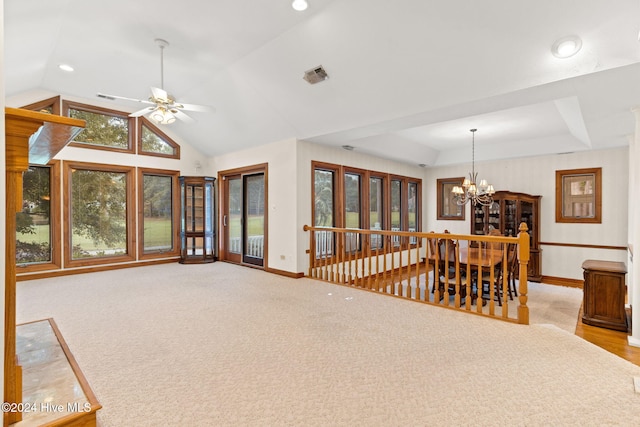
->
63, 161, 136, 268
312, 161, 341, 229
437, 177, 466, 220
311, 161, 422, 260
62, 100, 135, 154
16, 161, 62, 273
137, 117, 181, 159
555, 167, 602, 223
137, 168, 181, 260
21, 96, 61, 115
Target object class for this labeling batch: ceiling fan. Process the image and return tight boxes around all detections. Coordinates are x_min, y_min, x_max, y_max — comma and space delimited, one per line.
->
97, 38, 214, 125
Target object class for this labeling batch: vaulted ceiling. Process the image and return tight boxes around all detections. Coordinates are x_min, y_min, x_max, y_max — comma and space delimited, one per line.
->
5, 0, 640, 166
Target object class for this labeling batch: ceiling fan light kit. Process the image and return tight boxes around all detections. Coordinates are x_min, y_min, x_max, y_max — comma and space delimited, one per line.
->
96, 38, 214, 125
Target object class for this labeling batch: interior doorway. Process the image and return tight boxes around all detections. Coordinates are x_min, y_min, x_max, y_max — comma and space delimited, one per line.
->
219, 164, 267, 267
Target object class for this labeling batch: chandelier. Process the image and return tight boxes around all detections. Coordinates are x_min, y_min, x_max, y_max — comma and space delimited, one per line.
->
451, 128, 495, 206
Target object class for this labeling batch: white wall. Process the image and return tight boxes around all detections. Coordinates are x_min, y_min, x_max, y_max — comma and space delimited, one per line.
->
629, 110, 639, 347
426, 147, 629, 280
211, 138, 299, 273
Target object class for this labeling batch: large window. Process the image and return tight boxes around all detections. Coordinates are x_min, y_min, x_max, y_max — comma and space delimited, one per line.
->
14, 96, 185, 276
63, 101, 134, 153
138, 169, 180, 259
312, 161, 421, 253
370, 176, 384, 249
344, 172, 362, 229
314, 167, 336, 228
313, 165, 338, 259
64, 162, 135, 267
16, 162, 61, 271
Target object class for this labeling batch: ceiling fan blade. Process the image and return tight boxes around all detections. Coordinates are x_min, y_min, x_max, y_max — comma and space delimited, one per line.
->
150, 86, 169, 103
173, 109, 196, 123
129, 106, 156, 117
97, 92, 154, 105
175, 102, 216, 113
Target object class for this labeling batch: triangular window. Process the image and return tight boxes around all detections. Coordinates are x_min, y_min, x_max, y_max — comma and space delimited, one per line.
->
138, 118, 180, 159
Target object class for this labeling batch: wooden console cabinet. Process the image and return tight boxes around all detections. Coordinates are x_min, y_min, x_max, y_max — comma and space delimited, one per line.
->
581, 260, 628, 332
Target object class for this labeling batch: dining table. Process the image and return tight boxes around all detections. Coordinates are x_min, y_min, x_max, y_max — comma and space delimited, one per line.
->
458, 246, 506, 305
459, 246, 505, 268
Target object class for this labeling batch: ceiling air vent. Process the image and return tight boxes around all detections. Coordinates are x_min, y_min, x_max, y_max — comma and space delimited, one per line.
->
303, 65, 329, 84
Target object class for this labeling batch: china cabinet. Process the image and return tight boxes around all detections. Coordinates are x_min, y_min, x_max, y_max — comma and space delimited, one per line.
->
180, 176, 216, 263
471, 191, 541, 281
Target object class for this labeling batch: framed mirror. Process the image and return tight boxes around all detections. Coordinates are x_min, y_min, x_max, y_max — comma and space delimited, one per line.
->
555, 167, 602, 223
437, 177, 465, 220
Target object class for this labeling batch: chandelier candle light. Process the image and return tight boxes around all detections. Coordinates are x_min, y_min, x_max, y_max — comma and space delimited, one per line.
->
452, 128, 495, 206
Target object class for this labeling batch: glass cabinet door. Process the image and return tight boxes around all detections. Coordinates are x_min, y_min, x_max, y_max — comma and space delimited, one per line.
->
180, 176, 216, 263
503, 199, 517, 236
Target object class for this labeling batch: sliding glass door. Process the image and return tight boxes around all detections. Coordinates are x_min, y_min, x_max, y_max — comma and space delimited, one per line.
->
220, 165, 267, 267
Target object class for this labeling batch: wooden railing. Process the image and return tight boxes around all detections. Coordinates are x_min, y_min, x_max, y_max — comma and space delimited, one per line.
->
303, 223, 531, 324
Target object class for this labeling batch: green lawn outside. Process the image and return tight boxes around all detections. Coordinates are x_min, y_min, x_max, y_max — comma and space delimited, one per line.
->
17, 218, 174, 252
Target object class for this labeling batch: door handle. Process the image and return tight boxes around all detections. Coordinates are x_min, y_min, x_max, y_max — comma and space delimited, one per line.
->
223, 215, 227, 227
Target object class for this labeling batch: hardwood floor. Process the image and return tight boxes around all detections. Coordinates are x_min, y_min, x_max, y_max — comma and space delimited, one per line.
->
574, 305, 640, 366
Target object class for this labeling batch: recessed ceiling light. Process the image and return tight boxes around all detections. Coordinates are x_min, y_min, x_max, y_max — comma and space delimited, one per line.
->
551, 36, 582, 59
292, 0, 308, 11
58, 64, 74, 72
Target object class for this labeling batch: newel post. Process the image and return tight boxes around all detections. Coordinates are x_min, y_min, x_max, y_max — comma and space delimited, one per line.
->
303, 225, 312, 277
517, 222, 530, 324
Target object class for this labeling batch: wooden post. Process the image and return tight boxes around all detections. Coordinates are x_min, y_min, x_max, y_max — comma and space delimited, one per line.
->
4, 109, 84, 425
517, 222, 530, 324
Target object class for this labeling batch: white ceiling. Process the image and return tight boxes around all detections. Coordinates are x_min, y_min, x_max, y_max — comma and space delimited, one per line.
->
5, 0, 640, 166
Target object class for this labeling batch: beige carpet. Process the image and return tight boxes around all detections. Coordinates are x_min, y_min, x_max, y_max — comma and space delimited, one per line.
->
16, 262, 640, 426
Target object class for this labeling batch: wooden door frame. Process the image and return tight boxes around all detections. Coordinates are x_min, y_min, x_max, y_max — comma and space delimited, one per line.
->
218, 163, 268, 268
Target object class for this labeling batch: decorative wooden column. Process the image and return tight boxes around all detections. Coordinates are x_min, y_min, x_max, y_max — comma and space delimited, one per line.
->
4, 108, 84, 425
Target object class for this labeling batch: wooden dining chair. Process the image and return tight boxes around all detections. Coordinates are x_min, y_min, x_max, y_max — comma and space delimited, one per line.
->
505, 243, 518, 300
480, 242, 517, 306
435, 237, 470, 301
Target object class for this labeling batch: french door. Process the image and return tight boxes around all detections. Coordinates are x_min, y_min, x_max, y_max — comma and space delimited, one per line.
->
220, 165, 267, 267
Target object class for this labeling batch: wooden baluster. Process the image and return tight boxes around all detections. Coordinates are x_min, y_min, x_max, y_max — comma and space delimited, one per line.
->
357, 233, 362, 287
398, 238, 403, 296
443, 239, 450, 306
351, 233, 357, 286
405, 238, 411, 298
501, 245, 509, 319
476, 242, 483, 314
383, 234, 389, 293
357, 233, 363, 287
415, 238, 421, 300
367, 234, 372, 289
454, 240, 461, 308
390, 234, 396, 295
341, 232, 347, 284
465, 239, 472, 310
488, 245, 496, 316
434, 237, 440, 305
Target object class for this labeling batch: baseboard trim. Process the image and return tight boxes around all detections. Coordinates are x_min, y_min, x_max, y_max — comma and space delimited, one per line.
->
541, 275, 583, 289
266, 267, 305, 279
17, 258, 179, 281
